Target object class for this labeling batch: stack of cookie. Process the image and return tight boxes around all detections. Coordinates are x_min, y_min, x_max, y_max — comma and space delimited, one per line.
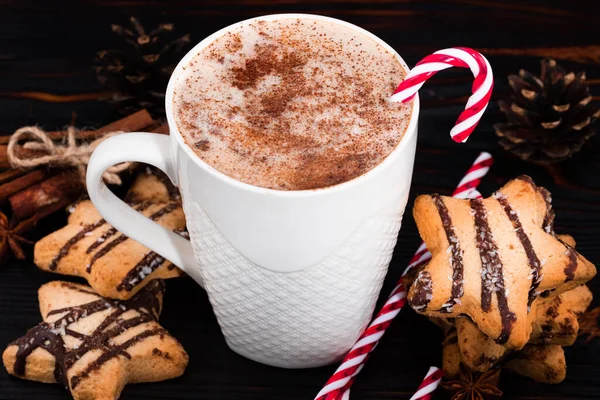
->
405, 176, 597, 383
3, 170, 191, 400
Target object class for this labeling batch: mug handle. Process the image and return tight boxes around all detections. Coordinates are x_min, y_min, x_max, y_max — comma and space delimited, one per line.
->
86, 132, 200, 284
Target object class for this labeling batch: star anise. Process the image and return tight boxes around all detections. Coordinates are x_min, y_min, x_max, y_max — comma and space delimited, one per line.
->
0, 211, 34, 262
579, 306, 600, 344
442, 364, 503, 400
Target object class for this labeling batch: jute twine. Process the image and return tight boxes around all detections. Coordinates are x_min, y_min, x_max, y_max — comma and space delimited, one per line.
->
7, 126, 131, 185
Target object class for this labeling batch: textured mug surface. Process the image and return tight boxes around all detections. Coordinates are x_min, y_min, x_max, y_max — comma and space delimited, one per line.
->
86, 13, 420, 368
182, 178, 404, 367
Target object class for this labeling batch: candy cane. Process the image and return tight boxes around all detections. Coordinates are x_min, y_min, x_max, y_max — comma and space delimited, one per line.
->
390, 47, 494, 143
315, 152, 493, 400
409, 367, 444, 400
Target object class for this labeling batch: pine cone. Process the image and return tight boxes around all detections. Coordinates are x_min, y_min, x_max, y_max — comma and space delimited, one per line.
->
494, 59, 599, 165
95, 17, 191, 117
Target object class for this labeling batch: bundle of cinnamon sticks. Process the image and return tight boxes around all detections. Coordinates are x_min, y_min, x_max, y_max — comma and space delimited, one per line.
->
0, 110, 168, 228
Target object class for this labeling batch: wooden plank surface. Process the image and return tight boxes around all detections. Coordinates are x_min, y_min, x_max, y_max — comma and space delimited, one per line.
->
0, 1, 599, 399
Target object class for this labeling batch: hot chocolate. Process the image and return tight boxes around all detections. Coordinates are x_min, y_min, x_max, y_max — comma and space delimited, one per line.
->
173, 17, 412, 190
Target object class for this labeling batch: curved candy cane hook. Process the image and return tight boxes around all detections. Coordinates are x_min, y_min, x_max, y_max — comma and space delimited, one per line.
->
390, 47, 494, 143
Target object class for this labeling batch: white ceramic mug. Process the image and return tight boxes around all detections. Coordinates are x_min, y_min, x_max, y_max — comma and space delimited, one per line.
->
86, 13, 420, 368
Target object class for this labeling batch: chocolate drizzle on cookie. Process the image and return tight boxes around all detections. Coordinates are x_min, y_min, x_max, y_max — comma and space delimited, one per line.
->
555, 235, 579, 282
13, 323, 67, 383
515, 175, 554, 233
470, 198, 516, 344
86, 202, 180, 273
563, 245, 578, 282
410, 270, 433, 312
116, 228, 189, 292
538, 186, 555, 234
86, 203, 153, 255
70, 327, 165, 389
50, 202, 152, 272
86, 235, 129, 273
85, 228, 117, 254
117, 253, 167, 292
48, 219, 107, 271
86, 227, 117, 254
514, 176, 579, 289
495, 191, 542, 306
10, 280, 165, 390
431, 194, 464, 313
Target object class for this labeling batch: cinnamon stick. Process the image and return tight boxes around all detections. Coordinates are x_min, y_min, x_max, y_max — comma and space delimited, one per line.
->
0, 169, 26, 185
0, 169, 46, 203
15, 189, 83, 237
95, 109, 154, 136
0, 109, 154, 144
151, 123, 169, 135
0, 145, 8, 169
8, 170, 82, 220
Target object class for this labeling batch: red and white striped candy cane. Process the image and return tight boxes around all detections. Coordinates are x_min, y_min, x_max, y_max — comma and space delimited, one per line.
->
315, 152, 493, 400
409, 367, 444, 400
390, 47, 494, 143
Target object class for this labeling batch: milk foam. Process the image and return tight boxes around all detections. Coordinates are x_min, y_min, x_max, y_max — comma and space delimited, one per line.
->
173, 17, 412, 190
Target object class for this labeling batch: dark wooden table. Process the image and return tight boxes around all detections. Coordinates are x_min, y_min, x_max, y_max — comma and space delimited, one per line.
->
1, 1, 599, 399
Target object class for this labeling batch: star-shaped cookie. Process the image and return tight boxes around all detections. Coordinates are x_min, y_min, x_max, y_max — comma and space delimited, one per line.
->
455, 283, 592, 372
409, 176, 596, 349
34, 171, 187, 300
3, 279, 188, 400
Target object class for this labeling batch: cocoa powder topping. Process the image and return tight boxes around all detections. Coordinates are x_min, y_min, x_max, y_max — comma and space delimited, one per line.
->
173, 18, 412, 190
